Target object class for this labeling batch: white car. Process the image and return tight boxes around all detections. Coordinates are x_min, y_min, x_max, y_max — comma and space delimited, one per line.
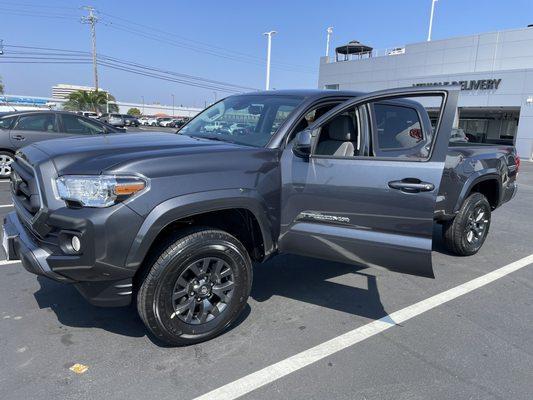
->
138, 117, 150, 125
143, 117, 158, 126
158, 118, 174, 127
228, 123, 250, 134
203, 121, 226, 132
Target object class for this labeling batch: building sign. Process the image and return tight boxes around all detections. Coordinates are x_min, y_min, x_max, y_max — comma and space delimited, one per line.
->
413, 79, 502, 90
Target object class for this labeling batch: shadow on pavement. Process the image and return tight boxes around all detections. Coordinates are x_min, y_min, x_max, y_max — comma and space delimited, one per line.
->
33, 275, 251, 345
251, 254, 388, 321
33, 276, 146, 338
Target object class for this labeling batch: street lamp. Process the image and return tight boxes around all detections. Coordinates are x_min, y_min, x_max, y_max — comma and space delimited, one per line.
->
325, 27, 333, 57
427, 0, 438, 41
171, 94, 175, 117
263, 30, 277, 91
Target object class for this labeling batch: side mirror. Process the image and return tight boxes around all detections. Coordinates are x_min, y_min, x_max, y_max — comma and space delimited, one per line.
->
293, 130, 313, 158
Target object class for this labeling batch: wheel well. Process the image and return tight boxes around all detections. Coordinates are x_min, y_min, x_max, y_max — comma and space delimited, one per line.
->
133, 208, 265, 289
469, 179, 499, 209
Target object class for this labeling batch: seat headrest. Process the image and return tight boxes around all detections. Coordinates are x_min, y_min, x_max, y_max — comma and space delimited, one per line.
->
326, 115, 355, 141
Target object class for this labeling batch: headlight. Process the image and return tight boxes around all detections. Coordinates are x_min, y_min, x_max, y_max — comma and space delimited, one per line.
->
55, 175, 148, 207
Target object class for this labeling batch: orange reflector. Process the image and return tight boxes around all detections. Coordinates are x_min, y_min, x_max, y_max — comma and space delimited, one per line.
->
114, 181, 146, 195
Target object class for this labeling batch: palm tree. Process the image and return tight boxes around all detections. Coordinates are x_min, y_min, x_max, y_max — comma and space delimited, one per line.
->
62, 90, 118, 113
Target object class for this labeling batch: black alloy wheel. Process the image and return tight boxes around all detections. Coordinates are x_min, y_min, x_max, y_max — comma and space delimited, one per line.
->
443, 192, 491, 256
137, 228, 252, 346
171, 257, 235, 324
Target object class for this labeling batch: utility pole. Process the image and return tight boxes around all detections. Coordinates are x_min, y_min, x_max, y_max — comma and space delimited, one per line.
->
81, 6, 99, 91
325, 27, 333, 57
141, 96, 145, 115
427, 0, 438, 41
263, 31, 277, 91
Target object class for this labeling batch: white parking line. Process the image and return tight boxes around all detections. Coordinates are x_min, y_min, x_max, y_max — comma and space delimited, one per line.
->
0, 260, 19, 266
193, 254, 533, 400
0, 204, 13, 208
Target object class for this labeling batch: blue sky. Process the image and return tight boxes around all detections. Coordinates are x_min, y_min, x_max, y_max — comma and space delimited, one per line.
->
1, 0, 533, 107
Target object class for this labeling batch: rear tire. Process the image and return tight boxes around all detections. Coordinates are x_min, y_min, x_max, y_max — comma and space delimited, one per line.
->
443, 193, 491, 256
137, 228, 252, 346
0, 151, 15, 178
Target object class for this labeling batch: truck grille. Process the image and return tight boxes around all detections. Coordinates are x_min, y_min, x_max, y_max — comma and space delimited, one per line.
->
11, 158, 41, 217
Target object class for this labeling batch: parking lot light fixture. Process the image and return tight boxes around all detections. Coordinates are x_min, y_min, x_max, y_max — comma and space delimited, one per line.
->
171, 94, 175, 117
326, 27, 333, 57
427, 0, 438, 41
263, 31, 277, 91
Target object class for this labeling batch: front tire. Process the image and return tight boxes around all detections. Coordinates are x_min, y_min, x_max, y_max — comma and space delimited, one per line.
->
137, 229, 252, 346
443, 193, 491, 256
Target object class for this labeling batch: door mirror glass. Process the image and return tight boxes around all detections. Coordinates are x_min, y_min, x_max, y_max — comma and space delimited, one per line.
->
293, 129, 313, 158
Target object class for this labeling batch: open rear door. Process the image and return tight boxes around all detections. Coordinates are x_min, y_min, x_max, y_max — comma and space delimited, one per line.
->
279, 86, 459, 277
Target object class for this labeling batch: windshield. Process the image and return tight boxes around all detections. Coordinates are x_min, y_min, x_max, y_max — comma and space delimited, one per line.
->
179, 94, 304, 147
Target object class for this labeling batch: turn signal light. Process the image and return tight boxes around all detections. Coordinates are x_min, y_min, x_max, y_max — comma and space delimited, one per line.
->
114, 181, 146, 196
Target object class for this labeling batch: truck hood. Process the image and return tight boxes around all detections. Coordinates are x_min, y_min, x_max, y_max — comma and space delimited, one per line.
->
28, 133, 248, 174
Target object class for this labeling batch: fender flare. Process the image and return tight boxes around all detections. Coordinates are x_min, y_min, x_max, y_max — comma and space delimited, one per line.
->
453, 170, 501, 213
124, 188, 275, 269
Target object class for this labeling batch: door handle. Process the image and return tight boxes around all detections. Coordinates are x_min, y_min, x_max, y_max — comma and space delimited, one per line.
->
388, 179, 435, 193
12, 135, 25, 141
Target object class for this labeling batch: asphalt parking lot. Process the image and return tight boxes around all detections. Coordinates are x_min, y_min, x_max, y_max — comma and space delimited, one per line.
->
1, 163, 532, 400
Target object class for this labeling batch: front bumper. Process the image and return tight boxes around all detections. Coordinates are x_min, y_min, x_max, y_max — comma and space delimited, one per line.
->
2, 211, 137, 307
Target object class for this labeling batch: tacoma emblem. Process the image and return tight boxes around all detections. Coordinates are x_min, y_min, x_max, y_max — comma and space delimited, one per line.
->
300, 211, 350, 224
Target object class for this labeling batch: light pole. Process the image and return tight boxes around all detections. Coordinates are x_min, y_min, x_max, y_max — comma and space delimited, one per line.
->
141, 96, 145, 115
427, 0, 438, 41
325, 27, 333, 57
213, 91, 217, 103
263, 30, 277, 91
171, 94, 175, 117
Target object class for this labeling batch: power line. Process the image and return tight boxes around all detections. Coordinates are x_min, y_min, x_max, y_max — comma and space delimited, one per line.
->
98, 11, 315, 72
2, 44, 258, 93
0, 8, 79, 20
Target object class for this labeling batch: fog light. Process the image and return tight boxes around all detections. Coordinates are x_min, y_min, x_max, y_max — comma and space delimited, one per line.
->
71, 236, 81, 252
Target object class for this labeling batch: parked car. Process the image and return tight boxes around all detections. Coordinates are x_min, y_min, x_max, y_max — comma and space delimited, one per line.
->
144, 117, 158, 126
203, 120, 226, 132
172, 119, 189, 129
228, 122, 251, 134
77, 111, 99, 119
2, 88, 518, 346
122, 115, 140, 127
99, 113, 125, 127
0, 110, 125, 178
138, 117, 150, 125
157, 117, 173, 127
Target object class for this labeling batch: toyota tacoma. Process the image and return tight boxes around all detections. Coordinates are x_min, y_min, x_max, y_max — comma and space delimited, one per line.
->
2, 87, 518, 345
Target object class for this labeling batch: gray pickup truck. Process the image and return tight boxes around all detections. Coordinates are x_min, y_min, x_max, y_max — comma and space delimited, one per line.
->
2, 87, 518, 345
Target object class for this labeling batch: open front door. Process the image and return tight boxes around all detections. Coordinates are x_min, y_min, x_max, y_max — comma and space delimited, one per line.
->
279, 86, 459, 277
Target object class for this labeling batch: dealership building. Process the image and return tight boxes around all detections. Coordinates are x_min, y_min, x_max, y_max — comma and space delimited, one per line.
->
318, 26, 533, 159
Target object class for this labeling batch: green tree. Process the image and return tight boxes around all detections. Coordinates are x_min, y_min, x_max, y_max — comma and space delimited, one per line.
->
127, 107, 141, 116
62, 90, 118, 113
0, 76, 4, 94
